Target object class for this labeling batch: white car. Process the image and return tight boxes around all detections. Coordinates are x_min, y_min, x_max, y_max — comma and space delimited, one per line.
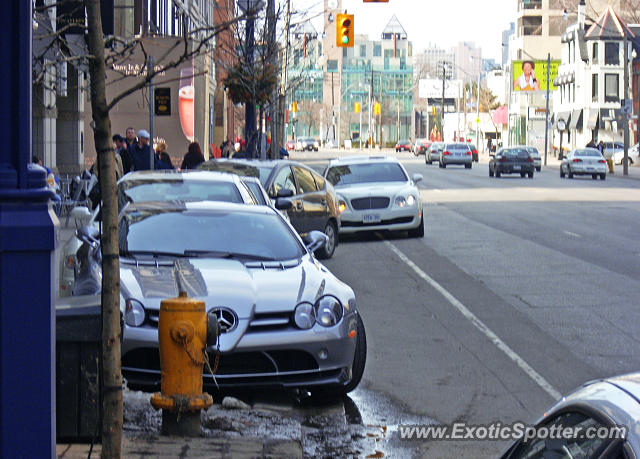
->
560, 148, 607, 180
612, 144, 638, 165
324, 156, 424, 237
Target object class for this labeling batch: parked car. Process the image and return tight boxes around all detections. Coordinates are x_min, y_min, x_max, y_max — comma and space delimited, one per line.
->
200, 159, 341, 259
489, 147, 535, 178
412, 139, 430, 156
466, 143, 479, 162
324, 156, 424, 237
612, 143, 639, 165
395, 139, 412, 152
501, 372, 640, 459
425, 142, 444, 165
601, 141, 623, 160
73, 200, 366, 396
58, 170, 259, 297
296, 137, 319, 151
560, 148, 607, 180
285, 139, 296, 151
439, 142, 473, 169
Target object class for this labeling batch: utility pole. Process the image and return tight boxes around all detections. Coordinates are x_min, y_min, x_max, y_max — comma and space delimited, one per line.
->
623, 27, 629, 175
544, 53, 550, 166
148, 56, 154, 169
267, 0, 276, 159
441, 62, 445, 140
475, 71, 480, 147
244, 1, 257, 157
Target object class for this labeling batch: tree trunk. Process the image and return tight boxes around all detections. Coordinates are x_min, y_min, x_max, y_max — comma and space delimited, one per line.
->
85, 1, 122, 457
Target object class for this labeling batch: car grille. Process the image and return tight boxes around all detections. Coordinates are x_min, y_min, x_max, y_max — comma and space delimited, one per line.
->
122, 348, 318, 376
145, 310, 293, 331
350, 197, 390, 210
342, 216, 413, 227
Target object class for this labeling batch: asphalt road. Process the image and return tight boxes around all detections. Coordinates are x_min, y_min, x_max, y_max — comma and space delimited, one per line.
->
294, 148, 640, 457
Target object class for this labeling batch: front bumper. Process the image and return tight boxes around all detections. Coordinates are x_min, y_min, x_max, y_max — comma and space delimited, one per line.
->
122, 312, 358, 390
339, 208, 422, 233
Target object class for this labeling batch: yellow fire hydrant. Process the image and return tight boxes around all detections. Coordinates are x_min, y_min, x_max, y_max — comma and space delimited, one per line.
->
151, 291, 218, 436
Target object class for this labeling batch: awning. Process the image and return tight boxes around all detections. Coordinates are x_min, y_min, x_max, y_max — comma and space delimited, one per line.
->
569, 109, 583, 130
586, 109, 599, 129
554, 111, 571, 131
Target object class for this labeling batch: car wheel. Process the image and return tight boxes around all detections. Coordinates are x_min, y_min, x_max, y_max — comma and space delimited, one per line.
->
408, 215, 424, 238
600, 173, 606, 180
465, 164, 472, 169
315, 220, 337, 259
528, 171, 534, 178
592, 174, 598, 180
520, 172, 525, 178
560, 166, 565, 178
426, 156, 432, 165
536, 167, 541, 172
315, 314, 367, 398
568, 167, 573, 179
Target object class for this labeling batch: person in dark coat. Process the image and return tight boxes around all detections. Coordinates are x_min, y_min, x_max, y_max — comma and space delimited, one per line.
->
127, 129, 154, 171
153, 141, 174, 170
180, 142, 205, 170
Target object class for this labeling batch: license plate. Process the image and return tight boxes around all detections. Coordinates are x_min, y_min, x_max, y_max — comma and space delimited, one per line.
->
513, 165, 521, 170
587, 167, 594, 171
363, 214, 381, 223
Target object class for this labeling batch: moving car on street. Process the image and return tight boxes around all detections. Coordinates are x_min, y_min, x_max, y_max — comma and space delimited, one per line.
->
560, 148, 607, 180
412, 139, 430, 156
285, 139, 296, 151
77, 201, 366, 396
467, 143, 479, 163
489, 147, 535, 178
200, 159, 341, 259
324, 156, 424, 237
425, 142, 444, 165
439, 142, 473, 169
395, 139, 412, 152
59, 170, 259, 297
296, 137, 319, 151
513, 145, 542, 171
501, 372, 640, 458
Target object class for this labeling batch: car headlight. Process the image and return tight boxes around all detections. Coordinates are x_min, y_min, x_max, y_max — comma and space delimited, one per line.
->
125, 298, 146, 327
394, 196, 407, 208
338, 198, 347, 214
294, 302, 316, 329
406, 195, 416, 206
314, 295, 344, 327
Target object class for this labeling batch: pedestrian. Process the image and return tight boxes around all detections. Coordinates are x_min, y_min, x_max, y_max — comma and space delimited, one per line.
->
111, 134, 126, 178
597, 140, 604, 154
487, 137, 492, 153
222, 139, 233, 158
180, 141, 205, 170
154, 141, 174, 169
127, 129, 154, 171
124, 126, 137, 147
586, 139, 596, 148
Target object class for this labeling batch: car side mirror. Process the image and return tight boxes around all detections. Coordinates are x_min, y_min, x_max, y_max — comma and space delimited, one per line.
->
412, 173, 423, 184
274, 198, 293, 211
276, 188, 294, 199
302, 230, 328, 253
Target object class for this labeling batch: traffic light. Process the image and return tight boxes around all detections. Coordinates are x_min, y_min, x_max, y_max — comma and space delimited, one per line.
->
292, 101, 298, 113
354, 102, 361, 113
336, 14, 354, 48
374, 102, 381, 115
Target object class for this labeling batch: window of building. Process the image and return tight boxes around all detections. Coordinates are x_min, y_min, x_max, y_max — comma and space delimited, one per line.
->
384, 49, 393, 59
605, 73, 619, 101
374, 44, 381, 57
592, 74, 598, 101
360, 45, 366, 58
592, 42, 598, 64
605, 42, 620, 65
520, 16, 542, 36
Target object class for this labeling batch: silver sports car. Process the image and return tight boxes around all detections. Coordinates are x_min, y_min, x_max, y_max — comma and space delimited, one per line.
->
80, 200, 366, 395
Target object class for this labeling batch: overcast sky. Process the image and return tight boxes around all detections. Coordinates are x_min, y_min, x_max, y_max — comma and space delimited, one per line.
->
288, 0, 517, 62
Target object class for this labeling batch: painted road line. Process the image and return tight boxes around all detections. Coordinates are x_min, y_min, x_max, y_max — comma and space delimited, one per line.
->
563, 230, 581, 238
383, 240, 562, 401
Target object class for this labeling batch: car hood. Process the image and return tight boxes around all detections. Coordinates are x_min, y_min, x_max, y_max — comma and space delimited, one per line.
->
334, 182, 415, 199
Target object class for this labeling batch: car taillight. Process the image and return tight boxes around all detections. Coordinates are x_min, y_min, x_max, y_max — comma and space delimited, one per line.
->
526, 157, 533, 162
443, 151, 451, 156
473, 149, 478, 154
465, 150, 472, 156
598, 159, 606, 163
499, 157, 508, 162
572, 158, 582, 163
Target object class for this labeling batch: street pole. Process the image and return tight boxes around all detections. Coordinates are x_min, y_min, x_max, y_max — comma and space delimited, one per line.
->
544, 53, 550, 166
359, 92, 363, 149
623, 28, 629, 175
148, 56, 154, 169
245, 3, 256, 157
441, 62, 445, 141
475, 71, 480, 148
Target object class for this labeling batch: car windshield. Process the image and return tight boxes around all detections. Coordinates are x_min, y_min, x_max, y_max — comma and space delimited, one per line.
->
445, 143, 469, 151
119, 208, 304, 261
326, 162, 408, 186
502, 149, 529, 158
118, 179, 243, 205
200, 161, 273, 185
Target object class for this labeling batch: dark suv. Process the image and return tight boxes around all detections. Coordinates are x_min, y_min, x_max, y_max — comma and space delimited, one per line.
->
200, 159, 340, 258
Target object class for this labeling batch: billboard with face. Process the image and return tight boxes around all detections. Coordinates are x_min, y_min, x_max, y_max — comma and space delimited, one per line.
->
512, 60, 560, 92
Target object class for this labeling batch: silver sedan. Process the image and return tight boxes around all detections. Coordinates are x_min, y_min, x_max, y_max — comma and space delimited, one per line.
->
560, 148, 607, 180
